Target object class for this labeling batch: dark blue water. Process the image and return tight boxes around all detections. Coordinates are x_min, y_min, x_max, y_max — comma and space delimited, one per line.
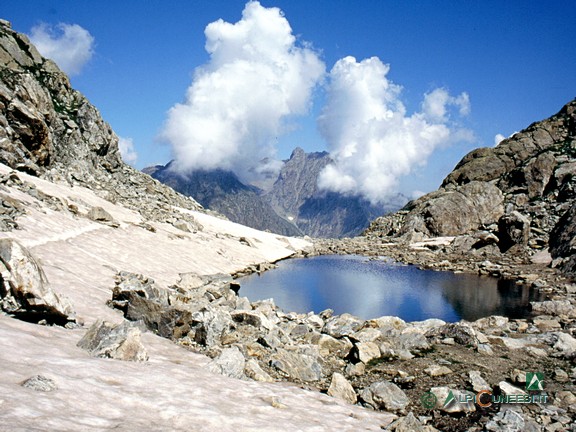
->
238, 255, 544, 322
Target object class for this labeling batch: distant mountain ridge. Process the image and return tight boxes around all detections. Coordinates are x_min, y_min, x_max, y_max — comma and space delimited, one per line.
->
146, 148, 407, 238
265, 147, 407, 238
144, 163, 302, 236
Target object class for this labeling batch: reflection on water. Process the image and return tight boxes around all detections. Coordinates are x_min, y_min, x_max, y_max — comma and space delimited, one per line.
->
238, 255, 544, 322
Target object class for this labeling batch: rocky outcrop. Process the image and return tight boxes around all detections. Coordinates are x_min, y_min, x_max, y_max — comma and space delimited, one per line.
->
0, 20, 204, 228
145, 164, 301, 236
550, 202, 576, 275
0, 238, 75, 325
366, 99, 576, 273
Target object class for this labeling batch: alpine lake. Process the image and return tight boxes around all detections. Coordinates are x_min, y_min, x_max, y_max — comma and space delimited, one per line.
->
237, 255, 544, 322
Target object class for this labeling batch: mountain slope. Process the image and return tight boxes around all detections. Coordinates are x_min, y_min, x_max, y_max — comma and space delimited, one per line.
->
145, 163, 302, 236
0, 19, 204, 227
366, 99, 576, 274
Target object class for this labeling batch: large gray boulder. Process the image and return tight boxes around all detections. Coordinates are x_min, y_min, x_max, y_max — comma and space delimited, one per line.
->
550, 203, 576, 276
0, 238, 75, 325
497, 211, 530, 251
77, 319, 148, 362
400, 181, 504, 238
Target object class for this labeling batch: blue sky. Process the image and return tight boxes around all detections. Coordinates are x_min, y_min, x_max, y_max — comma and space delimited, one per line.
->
3, 1, 575, 200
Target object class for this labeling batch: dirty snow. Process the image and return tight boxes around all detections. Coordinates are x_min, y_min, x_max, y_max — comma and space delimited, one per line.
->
0, 164, 395, 431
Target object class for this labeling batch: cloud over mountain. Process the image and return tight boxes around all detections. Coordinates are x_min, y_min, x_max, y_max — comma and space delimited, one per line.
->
317, 56, 472, 204
118, 137, 138, 165
29, 23, 94, 76
161, 1, 324, 183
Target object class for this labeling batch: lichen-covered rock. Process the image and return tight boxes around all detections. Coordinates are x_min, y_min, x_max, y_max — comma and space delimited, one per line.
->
0, 238, 75, 325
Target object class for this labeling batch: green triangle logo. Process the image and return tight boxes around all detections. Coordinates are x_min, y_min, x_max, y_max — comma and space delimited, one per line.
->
526, 372, 544, 391
443, 390, 456, 408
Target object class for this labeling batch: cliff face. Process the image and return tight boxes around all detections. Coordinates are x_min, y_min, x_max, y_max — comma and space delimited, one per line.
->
366, 99, 576, 275
0, 19, 121, 177
0, 20, 203, 225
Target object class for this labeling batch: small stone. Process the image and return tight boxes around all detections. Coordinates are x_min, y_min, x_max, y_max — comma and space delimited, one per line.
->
553, 369, 569, 383
322, 313, 363, 338
353, 341, 381, 364
424, 365, 452, 377
271, 397, 288, 409
360, 380, 409, 412
244, 359, 273, 382
499, 381, 526, 396
327, 372, 357, 404
468, 370, 490, 392
441, 337, 455, 345
477, 343, 494, 355
207, 346, 246, 379
77, 320, 148, 362
429, 387, 476, 413
315, 334, 352, 358
510, 369, 527, 384
525, 346, 548, 357
21, 375, 57, 392
533, 318, 561, 332
554, 390, 576, 407
87, 206, 114, 222
345, 362, 365, 377
552, 332, 576, 356
386, 412, 426, 432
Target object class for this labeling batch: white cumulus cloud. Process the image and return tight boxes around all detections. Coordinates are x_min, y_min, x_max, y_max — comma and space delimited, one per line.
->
29, 23, 94, 76
161, 1, 325, 183
118, 137, 138, 165
317, 56, 472, 204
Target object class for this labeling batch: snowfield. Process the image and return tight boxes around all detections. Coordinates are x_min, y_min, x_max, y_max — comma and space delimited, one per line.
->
0, 164, 395, 431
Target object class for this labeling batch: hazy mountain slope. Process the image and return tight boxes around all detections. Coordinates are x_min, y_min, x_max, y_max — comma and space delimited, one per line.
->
145, 163, 302, 236
147, 149, 407, 239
